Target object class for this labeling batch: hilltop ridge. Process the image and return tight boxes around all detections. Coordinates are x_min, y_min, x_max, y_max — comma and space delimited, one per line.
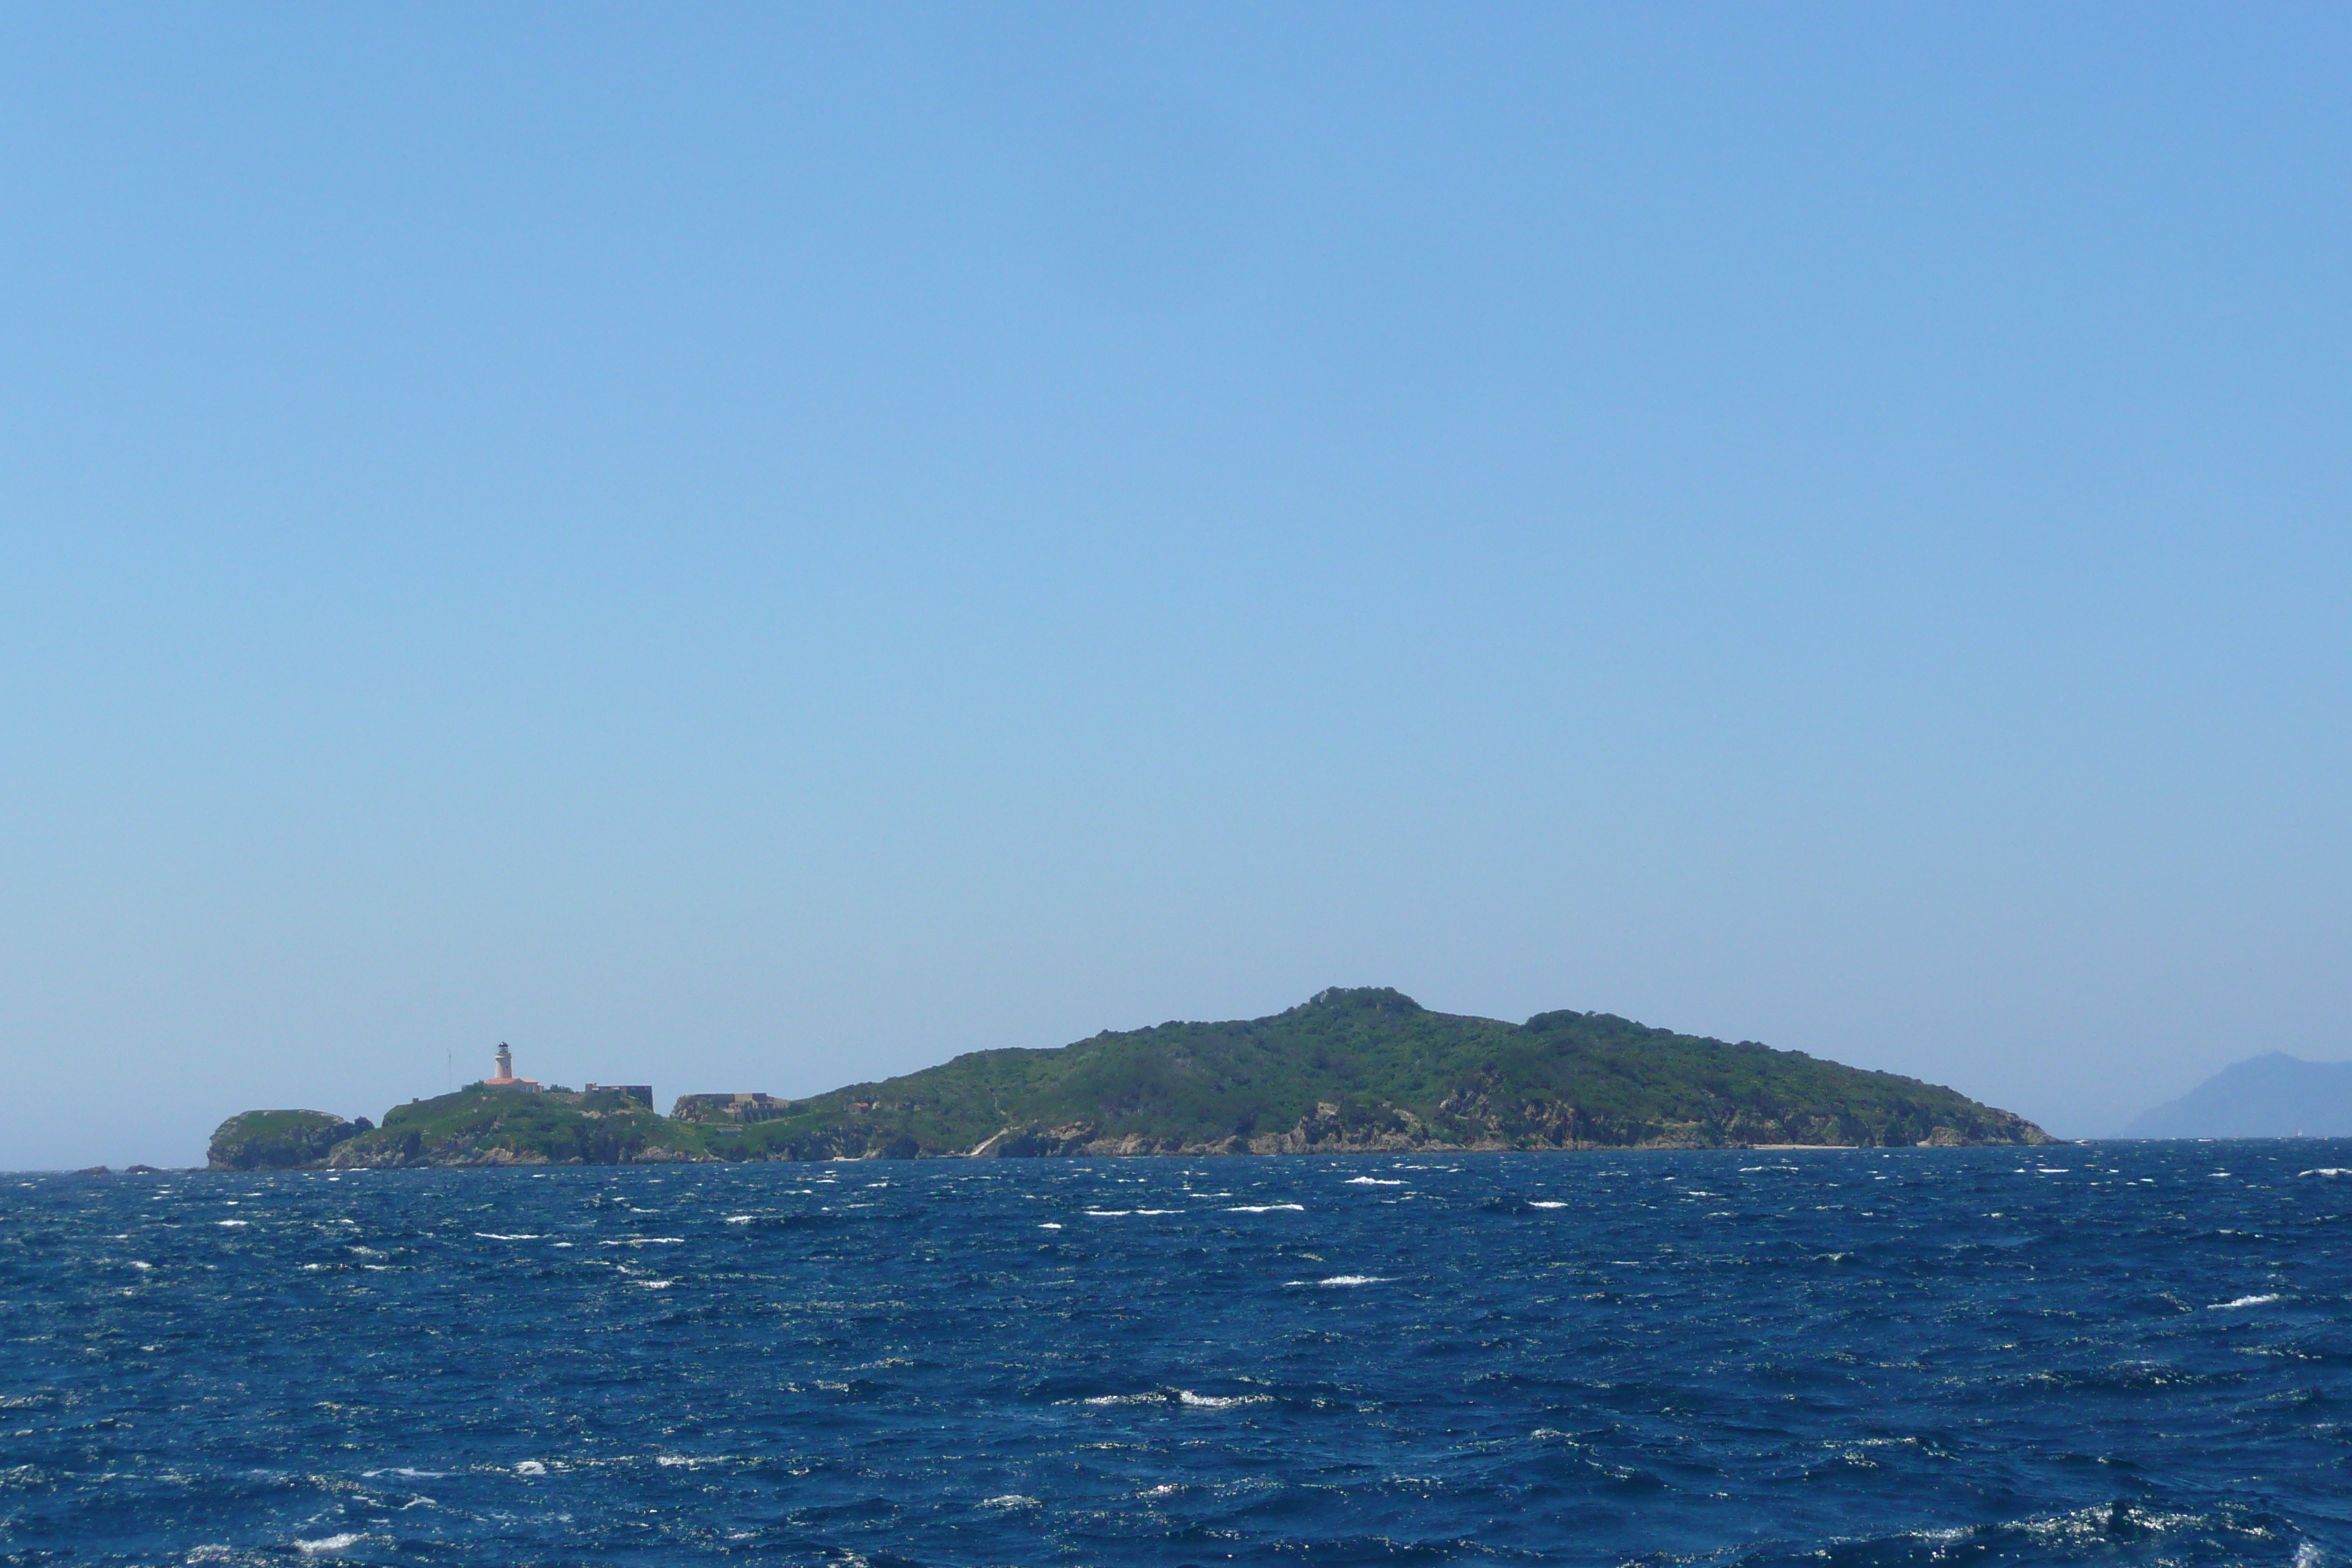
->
207, 988, 2051, 1167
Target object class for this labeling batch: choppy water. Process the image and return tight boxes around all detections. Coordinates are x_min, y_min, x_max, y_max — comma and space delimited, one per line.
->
4, 1144, 2351, 1565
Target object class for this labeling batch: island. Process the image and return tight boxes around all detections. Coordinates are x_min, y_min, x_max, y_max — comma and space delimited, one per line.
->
208, 987, 2054, 1169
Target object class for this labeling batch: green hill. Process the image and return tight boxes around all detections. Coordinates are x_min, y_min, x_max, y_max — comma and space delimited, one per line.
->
205, 987, 2052, 1167
711, 987, 2051, 1159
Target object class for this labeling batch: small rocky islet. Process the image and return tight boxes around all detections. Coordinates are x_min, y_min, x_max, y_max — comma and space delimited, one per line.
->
206, 987, 2054, 1169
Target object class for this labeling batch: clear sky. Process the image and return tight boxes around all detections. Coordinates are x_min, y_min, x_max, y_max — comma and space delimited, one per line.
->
4, 4, 2347, 1167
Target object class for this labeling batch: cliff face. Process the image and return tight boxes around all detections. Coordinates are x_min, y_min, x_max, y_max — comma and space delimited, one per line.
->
204, 988, 2054, 1168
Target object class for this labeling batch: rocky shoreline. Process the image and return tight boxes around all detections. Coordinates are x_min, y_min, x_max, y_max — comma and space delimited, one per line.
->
208, 1098, 2051, 1170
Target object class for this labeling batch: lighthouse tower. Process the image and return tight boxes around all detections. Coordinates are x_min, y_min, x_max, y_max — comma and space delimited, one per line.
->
484, 1043, 539, 1090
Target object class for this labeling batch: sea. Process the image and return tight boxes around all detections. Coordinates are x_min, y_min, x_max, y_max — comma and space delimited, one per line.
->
4, 1142, 2349, 1567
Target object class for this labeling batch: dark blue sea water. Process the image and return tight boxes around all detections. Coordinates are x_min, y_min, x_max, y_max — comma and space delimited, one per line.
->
5, 1145, 2351, 1566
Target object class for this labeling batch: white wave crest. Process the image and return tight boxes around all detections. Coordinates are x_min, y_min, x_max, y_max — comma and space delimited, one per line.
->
1284, 1274, 1390, 1287
724, 1215, 757, 1223
1528, 1201, 1567, 1209
1344, 1177, 1404, 1186
2208, 1294, 2281, 1310
474, 1233, 540, 1241
982, 1493, 1040, 1507
2299, 1168, 2351, 1178
1225, 1203, 1305, 1213
1177, 1389, 1272, 1407
295, 1533, 366, 1555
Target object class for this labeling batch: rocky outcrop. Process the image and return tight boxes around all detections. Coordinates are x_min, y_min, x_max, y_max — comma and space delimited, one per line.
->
968, 1124, 1100, 1158
671, 1093, 795, 1125
317, 1134, 717, 1168
208, 1111, 374, 1171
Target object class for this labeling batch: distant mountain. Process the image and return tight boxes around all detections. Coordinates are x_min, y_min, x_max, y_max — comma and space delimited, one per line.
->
208, 987, 2054, 1168
2124, 1053, 2352, 1139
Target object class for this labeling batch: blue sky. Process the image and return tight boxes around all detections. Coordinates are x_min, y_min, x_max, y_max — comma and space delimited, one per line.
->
4, 4, 2348, 1165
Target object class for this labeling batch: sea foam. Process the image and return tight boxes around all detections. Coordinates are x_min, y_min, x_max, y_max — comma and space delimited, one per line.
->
295, 1534, 366, 1555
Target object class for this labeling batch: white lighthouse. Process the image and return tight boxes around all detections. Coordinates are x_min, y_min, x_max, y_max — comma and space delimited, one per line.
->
485, 1043, 538, 1090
